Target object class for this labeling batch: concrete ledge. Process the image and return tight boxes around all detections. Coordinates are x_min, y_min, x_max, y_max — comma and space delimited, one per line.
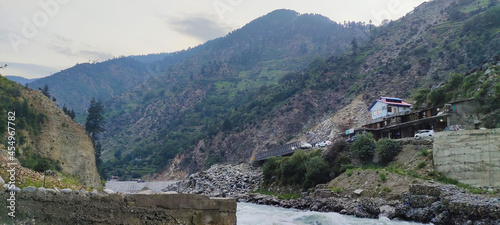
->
0, 191, 236, 225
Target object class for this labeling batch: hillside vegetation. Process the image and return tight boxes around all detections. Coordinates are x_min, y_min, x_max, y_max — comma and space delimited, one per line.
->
98, 10, 370, 179
107, 1, 500, 179
22, 0, 500, 180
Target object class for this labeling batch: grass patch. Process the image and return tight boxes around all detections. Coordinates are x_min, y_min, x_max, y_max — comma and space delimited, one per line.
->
417, 149, 430, 157
380, 173, 387, 182
329, 187, 344, 194
417, 161, 426, 169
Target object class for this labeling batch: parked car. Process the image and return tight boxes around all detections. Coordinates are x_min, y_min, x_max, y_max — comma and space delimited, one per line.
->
414, 130, 435, 139
300, 142, 313, 149
346, 136, 356, 143
315, 141, 332, 147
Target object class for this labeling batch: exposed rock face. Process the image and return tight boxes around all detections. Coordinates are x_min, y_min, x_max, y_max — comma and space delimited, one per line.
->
0, 188, 236, 225
163, 163, 261, 198
21, 89, 101, 188
297, 94, 370, 143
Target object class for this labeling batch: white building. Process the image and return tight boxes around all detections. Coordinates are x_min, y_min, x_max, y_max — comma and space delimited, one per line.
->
368, 97, 412, 120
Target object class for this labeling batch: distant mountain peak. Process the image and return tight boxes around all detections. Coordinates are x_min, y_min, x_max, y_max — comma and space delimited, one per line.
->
5, 75, 38, 85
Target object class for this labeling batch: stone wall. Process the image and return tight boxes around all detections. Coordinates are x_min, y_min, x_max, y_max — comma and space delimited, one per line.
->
0, 188, 236, 225
401, 184, 500, 224
433, 129, 500, 188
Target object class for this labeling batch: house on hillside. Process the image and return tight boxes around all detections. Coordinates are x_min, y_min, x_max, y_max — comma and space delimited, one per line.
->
363, 99, 479, 140
368, 97, 412, 120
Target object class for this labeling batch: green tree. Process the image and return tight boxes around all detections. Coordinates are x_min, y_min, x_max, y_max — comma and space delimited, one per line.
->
351, 38, 358, 55
374, 138, 402, 165
39, 84, 51, 99
85, 97, 105, 142
322, 139, 348, 165
303, 156, 330, 189
280, 150, 309, 185
427, 88, 447, 107
262, 156, 282, 185
413, 88, 431, 109
85, 97, 106, 177
350, 132, 376, 161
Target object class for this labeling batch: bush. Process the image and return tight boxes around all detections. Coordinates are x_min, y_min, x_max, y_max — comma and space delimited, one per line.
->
280, 150, 309, 185
322, 139, 348, 165
350, 132, 376, 161
303, 156, 331, 189
375, 138, 402, 165
34, 158, 51, 172
427, 88, 447, 107
262, 156, 282, 185
331, 154, 352, 177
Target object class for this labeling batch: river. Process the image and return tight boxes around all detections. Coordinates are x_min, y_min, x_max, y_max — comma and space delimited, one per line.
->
237, 202, 429, 225
105, 181, 429, 224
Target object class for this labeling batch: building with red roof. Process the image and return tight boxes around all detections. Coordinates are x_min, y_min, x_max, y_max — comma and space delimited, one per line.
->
368, 97, 412, 120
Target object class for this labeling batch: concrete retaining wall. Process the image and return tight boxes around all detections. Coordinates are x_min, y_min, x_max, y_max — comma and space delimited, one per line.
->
433, 129, 500, 188
0, 189, 236, 225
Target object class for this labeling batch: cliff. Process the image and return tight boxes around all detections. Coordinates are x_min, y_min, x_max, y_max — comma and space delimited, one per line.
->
20, 89, 101, 188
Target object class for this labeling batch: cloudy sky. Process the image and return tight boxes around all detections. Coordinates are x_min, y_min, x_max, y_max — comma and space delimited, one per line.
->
0, 0, 427, 79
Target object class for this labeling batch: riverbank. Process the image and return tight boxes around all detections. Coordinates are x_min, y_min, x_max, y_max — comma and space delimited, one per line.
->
163, 163, 500, 225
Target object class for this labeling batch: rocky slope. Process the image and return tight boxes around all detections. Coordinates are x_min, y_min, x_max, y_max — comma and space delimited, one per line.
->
19, 89, 101, 187
163, 164, 261, 198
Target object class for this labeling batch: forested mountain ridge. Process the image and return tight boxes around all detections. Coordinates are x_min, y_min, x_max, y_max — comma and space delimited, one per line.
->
5, 76, 38, 85
28, 49, 200, 113
98, 9, 370, 179
26, 0, 500, 180
161, 0, 500, 178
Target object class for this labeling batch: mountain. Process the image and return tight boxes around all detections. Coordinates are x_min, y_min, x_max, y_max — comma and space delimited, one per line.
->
158, 0, 500, 177
98, 9, 370, 178
29, 49, 200, 113
5, 76, 38, 85
0, 75, 101, 187
26, 0, 500, 180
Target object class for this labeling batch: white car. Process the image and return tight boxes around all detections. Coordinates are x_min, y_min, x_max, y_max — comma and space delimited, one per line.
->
300, 142, 313, 149
414, 130, 435, 139
315, 141, 332, 147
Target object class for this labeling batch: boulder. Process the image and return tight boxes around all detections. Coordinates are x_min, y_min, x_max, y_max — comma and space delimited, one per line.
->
354, 189, 364, 195
61, 188, 73, 194
103, 188, 115, 194
22, 186, 37, 193
8, 187, 21, 192
379, 205, 396, 219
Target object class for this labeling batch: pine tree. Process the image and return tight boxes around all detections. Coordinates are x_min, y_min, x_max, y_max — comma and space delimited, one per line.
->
39, 84, 51, 99
85, 97, 105, 142
351, 38, 358, 55
85, 98, 105, 178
